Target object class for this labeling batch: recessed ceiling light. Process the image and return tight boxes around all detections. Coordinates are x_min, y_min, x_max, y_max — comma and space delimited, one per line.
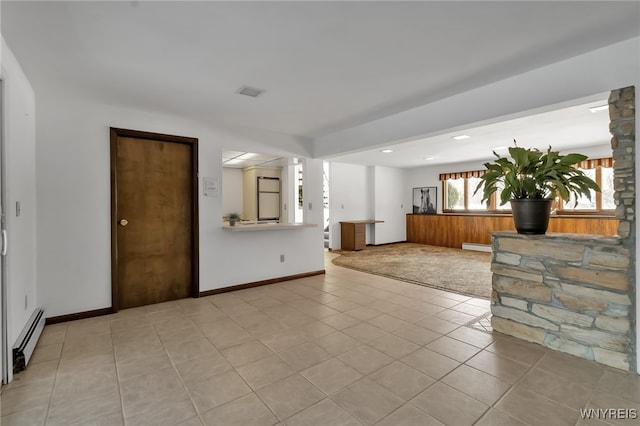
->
424, 156, 434, 160
380, 149, 393, 153
451, 134, 470, 140
589, 104, 608, 113
237, 86, 264, 97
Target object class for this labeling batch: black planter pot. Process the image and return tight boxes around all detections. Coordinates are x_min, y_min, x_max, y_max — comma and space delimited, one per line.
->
510, 198, 553, 235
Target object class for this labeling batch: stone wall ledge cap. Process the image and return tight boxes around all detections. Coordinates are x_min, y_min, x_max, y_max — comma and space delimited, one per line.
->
492, 231, 622, 245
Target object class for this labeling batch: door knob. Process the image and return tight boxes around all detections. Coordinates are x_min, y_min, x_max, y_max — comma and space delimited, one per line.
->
119, 219, 129, 226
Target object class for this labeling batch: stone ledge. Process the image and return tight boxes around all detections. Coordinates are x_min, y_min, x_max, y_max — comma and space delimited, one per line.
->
496, 238, 584, 261
492, 231, 623, 246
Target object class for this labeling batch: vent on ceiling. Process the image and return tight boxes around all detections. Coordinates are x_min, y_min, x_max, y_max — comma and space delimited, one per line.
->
237, 86, 264, 98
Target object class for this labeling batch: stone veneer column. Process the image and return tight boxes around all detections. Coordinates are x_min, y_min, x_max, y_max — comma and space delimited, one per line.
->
610, 86, 636, 372
610, 87, 636, 238
490, 86, 636, 372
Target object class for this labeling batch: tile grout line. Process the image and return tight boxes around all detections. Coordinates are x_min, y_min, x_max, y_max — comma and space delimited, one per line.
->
42, 327, 65, 426
112, 320, 128, 426
484, 347, 580, 426
156, 308, 207, 424
170, 299, 284, 424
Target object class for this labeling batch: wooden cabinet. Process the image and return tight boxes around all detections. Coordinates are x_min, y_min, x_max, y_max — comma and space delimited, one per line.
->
340, 220, 383, 251
341, 222, 365, 251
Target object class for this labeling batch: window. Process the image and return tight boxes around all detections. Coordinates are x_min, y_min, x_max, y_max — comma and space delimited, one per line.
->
440, 157, 614, 214
601, 167, 616, 209
566, 168, 596, 210
559, 159, 615, 213
445, 178, 465, 210
441, 170, 490, 211
494, 187, 511, 211
467, 177, 485, 210
295, 164, 304, 222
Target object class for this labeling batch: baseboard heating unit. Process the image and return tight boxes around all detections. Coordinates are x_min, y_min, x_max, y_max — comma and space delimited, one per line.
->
12, 308, 45, 373
461, 243, 492, 253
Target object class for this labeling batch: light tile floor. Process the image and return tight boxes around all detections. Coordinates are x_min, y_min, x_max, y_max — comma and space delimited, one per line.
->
1, 251, 639, 425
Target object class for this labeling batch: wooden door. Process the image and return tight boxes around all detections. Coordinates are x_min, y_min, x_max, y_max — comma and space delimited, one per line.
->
111, 128, 199, 310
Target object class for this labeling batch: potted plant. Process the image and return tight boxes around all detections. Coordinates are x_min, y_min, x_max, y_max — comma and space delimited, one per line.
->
473, 141, 601, 234
227, 212, 241, 226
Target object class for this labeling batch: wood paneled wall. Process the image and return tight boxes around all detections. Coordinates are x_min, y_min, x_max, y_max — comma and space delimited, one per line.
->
406, 214, 619, 249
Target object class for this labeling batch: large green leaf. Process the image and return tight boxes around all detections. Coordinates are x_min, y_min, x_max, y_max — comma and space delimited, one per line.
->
475, 141, 601, 204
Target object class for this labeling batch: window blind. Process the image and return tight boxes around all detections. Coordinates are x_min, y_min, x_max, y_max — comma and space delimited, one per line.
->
439, 170, 486, 181
577, 157, 613, 169
438, 157, 613, 181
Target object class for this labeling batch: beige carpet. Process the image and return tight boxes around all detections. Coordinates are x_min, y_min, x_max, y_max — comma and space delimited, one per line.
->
331, 242, 492, 299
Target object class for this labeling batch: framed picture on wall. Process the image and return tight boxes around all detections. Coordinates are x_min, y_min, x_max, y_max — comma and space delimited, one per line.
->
412, 187, 437, 214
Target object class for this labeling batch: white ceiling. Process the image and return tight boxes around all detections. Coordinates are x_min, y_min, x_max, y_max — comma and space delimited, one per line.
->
2, 1, 639, 166
328, 95, 614, 168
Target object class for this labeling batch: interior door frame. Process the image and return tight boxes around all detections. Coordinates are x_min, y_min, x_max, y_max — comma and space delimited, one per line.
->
110, 127, 199, 312
0, 79, 9, 385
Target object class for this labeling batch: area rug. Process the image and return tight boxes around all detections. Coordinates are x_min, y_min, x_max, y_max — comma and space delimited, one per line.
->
332, 243, 492, 298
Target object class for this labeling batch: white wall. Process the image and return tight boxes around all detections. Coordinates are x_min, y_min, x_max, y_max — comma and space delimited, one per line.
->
0, 37, 37, 349
222, 168, 243, 216
281, 164, 298, 224
301, 158, 327, 259
328, 163, 372, 249
372, 166, 406, 244
406, 159, 486, 214
36, 97, 324, 318
328, 163, 407, 248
